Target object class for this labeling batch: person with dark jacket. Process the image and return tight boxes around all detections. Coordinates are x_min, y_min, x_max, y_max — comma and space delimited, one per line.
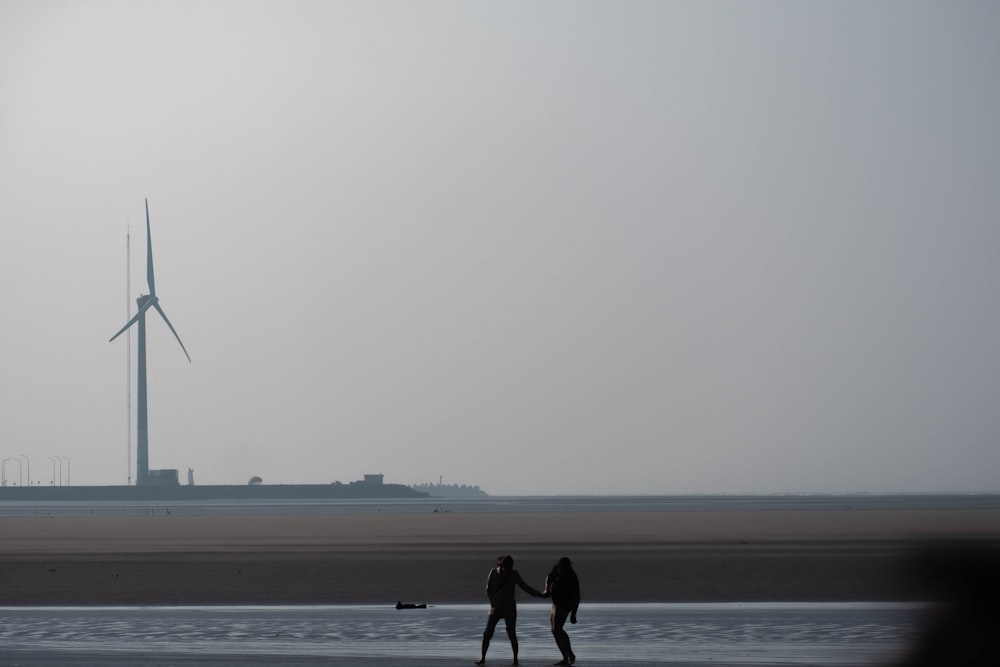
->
476, 554, 544, 665
544, 557, 581, 665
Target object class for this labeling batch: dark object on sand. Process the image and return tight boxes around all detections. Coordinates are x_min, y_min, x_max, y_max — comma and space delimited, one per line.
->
396, 601, 427, 609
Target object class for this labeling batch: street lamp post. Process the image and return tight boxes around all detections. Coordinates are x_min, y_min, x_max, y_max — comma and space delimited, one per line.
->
49, 456, 57, 486
59, 456, 70, 486
2, 458, 22, 486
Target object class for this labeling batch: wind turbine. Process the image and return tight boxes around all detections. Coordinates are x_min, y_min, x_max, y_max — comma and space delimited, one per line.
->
110, 199, 190, 486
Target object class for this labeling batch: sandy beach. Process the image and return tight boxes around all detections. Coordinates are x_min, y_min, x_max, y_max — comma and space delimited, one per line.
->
2, 506, 998, 605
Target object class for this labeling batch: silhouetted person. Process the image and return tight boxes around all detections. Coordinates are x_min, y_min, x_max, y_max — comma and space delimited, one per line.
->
476, 554, 543, 665
544, 557, 581, 665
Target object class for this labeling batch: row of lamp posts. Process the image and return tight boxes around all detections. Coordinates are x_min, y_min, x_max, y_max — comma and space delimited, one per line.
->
1, 455, 70, 487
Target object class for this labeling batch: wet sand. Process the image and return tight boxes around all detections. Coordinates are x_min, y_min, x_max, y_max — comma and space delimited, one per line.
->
2, 507, 998, 605
3, 651, 762, 667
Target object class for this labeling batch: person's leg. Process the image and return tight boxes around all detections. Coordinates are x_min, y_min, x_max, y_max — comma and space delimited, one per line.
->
477, 611, 502, 664
561, 608, 575, 665
550, 605, 570, 664
565, 622, 575, 666
505, 611, 519, 665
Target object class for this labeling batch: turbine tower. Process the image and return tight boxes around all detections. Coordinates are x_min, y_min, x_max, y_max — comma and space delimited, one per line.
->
109, 199, 190, 486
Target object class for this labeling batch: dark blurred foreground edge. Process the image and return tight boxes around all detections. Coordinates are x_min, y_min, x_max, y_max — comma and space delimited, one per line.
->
894, 540, 1000, 666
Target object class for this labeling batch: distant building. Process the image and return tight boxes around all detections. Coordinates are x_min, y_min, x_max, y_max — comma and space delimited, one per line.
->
147, 469, 179, 486
363, 474, 384, 485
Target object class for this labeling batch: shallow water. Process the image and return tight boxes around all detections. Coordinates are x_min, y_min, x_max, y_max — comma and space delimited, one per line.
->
0, 602, 923, 666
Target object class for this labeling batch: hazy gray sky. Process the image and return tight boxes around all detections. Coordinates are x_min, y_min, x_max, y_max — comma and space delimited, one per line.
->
2, 1, 998, 495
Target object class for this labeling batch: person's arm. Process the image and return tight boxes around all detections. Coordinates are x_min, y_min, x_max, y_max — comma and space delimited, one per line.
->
570, 573, 580, 620
514, 571, 544, 598
542, 566, 558, 598
486, 569, 499, 607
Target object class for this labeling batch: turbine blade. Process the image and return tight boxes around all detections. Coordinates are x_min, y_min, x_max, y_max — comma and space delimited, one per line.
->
152, 301, 191, 363
146, 198, 156, 296
109, 299, 154, 342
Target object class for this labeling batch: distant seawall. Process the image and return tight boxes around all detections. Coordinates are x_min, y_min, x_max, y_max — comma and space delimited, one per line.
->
0, 483, 429, 502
